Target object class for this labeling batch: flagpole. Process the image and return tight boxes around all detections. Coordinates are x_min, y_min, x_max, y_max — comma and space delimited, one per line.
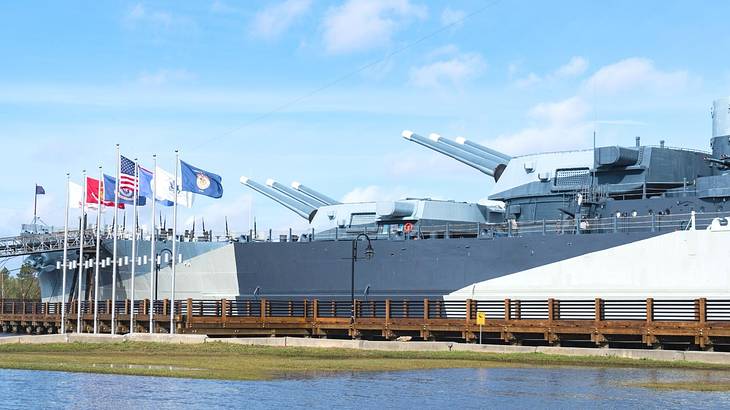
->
150, 154, 157, 334
61, 173, 70, 334
33, 184, 38, 230
111, 144, 120, 335
130, 158, 139, 334
93, 166, 102, 334
171, 150, 179, 334
76, 170, 86, 333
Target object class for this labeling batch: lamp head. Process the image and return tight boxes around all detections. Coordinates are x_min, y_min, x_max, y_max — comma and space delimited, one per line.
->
365, 243, 374, 259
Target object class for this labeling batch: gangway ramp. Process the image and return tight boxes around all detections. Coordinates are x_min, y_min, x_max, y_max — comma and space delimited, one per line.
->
0, 230, 108, 258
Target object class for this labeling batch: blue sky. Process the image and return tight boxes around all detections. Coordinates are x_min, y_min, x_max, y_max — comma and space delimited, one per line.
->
1, 0, 729, 238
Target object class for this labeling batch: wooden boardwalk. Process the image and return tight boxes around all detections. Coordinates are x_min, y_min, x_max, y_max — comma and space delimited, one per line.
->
2, 298, 730, 350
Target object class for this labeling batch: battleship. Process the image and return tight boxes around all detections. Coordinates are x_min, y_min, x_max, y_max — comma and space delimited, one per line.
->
14, 98, 730, 304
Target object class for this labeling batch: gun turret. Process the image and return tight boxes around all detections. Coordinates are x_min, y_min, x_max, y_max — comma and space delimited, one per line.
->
266, 179, 326, 208
240, 177, 316, 220
402, 131, 510, 181
291, 182, 340, 206
454, 136, 511, 163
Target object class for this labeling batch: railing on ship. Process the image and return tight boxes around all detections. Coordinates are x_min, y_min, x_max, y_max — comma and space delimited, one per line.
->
252, 210, 730, 243
5, 211, 728, 255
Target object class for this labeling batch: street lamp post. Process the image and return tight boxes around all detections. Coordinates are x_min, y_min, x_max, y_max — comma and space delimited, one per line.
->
155, 248, 173, 333
351, 233, 374, 327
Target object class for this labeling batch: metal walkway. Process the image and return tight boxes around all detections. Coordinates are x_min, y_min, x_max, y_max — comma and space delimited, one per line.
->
0, 229, 113, 258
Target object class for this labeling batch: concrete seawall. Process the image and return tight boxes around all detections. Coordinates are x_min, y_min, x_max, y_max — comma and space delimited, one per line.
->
2, 334, 729, 366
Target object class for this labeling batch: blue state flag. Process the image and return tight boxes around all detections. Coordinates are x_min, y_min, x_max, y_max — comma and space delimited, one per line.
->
103, 174, 146, 206
139, 166, 153, 199
180, 160, 223, 199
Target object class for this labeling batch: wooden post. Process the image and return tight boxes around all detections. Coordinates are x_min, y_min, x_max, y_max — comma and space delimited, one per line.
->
548, 298, 556, 322
466, 299, 474, 323
645, 298, 655, 347
221, 298, 228, 324
514, 300, 521, 321
697, 298, 708, 349
504, 299, 511, 321
385, 299, 391, 321
303, 299, 308, 319
697, 298, 707, 324
260, 298, 267, 321
185, 298, 192, 329
646, 298, 654, 323
423, 299, 429, 321
312, 299, 319, 321
354, 300, 360, 319
595, 298, 603, 321
163, 299, 169, 316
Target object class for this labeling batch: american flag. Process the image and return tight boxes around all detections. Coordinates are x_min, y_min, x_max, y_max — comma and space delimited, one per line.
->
119, 155, 138, 201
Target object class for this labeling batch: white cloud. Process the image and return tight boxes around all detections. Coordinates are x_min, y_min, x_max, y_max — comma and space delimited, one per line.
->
138, 69, 195, 86
440, 7, 465, 27
322, 0, 427, 54
555, 56, 588, 77
409, 52, 485, 88
488, 96, 592, 154
211, 0, 237, 14
250, 0, 312, 39
512, 56, 588, 88
528, 96, 589, 125
125, 3, 174, 27
341, 185, 411, 202
584, 57, 689, 95
514, 72, 541, 88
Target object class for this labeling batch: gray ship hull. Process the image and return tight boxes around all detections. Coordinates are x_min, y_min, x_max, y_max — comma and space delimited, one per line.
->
37, 230, 661, 303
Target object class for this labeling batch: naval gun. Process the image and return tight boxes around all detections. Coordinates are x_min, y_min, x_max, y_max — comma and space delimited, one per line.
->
401, 131, 510, 181
290, 181, 340, 206
266, 179, 326, 208
240, 177, 317, 221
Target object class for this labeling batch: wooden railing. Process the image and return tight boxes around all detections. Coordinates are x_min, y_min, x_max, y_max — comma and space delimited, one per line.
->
3, 297, 730, 349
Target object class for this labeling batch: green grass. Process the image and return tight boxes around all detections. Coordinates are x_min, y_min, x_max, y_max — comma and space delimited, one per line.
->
0, 342, 727, 381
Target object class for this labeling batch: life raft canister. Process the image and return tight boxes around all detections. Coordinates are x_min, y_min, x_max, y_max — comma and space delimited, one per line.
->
403, 222, 414, 233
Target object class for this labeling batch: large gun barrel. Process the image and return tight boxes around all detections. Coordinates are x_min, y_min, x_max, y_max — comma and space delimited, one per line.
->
454, 136, 511, 163
266, 179, 327, 208
429, 133, 503, 170
240, 177, 315, 220
402, 130, 495, 176
291, 182, 340, 206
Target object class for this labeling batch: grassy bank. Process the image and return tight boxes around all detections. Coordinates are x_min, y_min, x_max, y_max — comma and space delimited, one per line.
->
0, 342, 728, 381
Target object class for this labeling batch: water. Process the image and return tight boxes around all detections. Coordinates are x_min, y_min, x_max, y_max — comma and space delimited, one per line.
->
1, 367, 729, 409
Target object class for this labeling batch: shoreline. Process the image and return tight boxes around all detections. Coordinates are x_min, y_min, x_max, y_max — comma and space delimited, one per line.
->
0, 335, 730, 384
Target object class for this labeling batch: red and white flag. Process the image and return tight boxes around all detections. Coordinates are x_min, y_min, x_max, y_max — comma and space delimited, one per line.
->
86, 176, 124, 209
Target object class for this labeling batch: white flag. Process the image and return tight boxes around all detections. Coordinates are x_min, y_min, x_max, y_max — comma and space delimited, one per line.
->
68, 181, 83, 209
154, 166, 193, 208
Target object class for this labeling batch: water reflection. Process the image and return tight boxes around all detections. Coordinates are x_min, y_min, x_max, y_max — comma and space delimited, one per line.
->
1, 367, 729, 409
